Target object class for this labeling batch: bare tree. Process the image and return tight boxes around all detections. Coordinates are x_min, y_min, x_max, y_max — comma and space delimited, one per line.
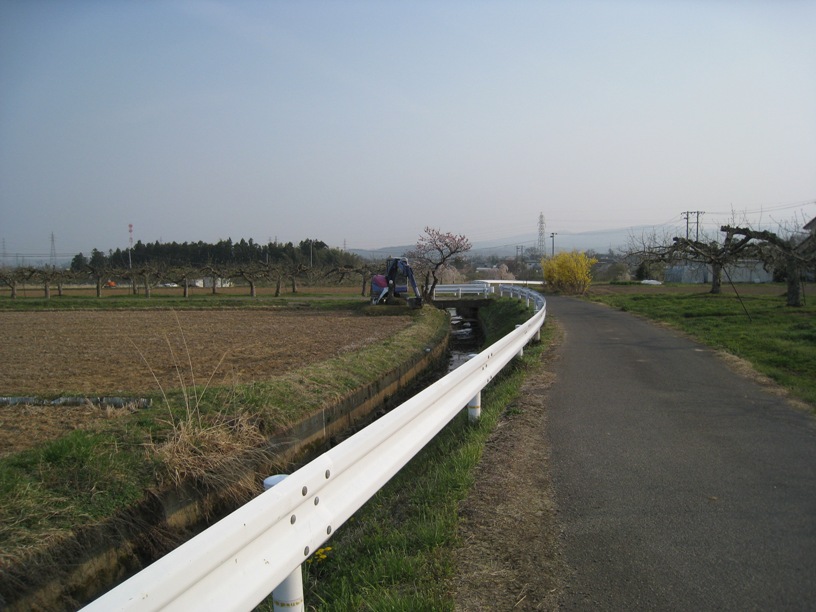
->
202, 263, 229, 295
325, 263, 378, 297
721, 224, 815, 307
232, 261, 267, 297
669, 230, 756, 294
0, 266, 34, 299
36, 266, 73, 299
626, 226, 755, 294
165, 265, 199, 298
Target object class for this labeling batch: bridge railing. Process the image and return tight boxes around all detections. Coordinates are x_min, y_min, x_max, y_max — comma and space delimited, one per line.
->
82, 294, 547, 612
432, 283, 494, 298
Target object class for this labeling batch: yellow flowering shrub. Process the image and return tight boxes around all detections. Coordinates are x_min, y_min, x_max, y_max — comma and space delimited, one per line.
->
541, 251, 598, 295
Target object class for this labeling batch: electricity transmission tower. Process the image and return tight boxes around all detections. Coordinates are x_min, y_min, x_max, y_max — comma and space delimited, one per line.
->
538, 212, 546, 254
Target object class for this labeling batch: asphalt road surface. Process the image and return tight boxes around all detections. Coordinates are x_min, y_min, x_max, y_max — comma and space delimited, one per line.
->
545, 296, 816, 610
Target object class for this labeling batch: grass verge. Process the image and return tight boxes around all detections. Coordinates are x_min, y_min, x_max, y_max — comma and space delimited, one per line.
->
256, 300, 554, 611
587, 285, 816, 407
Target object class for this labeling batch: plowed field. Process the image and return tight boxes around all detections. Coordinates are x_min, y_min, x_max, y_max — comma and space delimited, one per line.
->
0, 309, 411, 454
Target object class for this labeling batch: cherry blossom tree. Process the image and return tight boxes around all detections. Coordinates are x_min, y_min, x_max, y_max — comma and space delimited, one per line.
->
406, 227, 472, 301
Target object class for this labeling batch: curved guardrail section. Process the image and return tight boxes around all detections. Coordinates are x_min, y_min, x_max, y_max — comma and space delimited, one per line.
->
83, 291, 546, 611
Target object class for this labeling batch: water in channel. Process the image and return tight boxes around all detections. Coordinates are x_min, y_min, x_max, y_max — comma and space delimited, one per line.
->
447, 307, 483, 371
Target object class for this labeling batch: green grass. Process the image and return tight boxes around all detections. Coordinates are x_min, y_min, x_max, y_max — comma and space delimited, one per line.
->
256, 299, 553, 611
588, 288, 816, 407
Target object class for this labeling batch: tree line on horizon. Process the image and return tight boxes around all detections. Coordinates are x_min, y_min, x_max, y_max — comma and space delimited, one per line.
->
0, 228, 482, 301
71, 237, 357, 271
0, 237, 371, 299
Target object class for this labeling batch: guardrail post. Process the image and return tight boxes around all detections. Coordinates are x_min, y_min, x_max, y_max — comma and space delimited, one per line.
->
514, 324, 524, 358
465, 353, 481, 422
264, 475, 305, 612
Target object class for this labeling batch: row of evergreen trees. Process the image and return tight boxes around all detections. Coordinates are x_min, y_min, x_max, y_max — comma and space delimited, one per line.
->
70, 238, 363, 271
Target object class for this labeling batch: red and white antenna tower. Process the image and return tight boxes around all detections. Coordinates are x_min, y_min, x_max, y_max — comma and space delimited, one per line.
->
128, 224, 133, 269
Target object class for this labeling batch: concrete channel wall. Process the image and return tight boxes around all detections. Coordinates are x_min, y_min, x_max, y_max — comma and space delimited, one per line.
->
5, 317, 452, 612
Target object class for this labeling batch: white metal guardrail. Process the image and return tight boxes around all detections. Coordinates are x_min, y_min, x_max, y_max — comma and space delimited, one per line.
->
82, 291, 546, 611
497, 284, 546, 312
432, 280, 544, 300
432, 283, 494, 298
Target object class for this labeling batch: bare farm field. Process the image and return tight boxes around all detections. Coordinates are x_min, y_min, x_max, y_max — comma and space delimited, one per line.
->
0, 309, 412, 455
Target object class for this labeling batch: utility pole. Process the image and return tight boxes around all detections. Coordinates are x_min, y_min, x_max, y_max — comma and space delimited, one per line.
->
49, 232, 57, 269
550, 232, 558, 257
681, 211, 704, 241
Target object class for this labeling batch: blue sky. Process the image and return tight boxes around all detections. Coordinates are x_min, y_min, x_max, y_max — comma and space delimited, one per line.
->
1, 0, 814, 261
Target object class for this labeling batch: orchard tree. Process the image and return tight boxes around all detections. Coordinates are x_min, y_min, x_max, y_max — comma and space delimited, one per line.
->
669, 230, 756, 294
231, 261, 267, 297
324, 262, 378, 297
165, 265, 199, 298
0, 266, 35, 299
132, 262, 162, 298
626, 226, 755, 294
33, 266, 70, 299
406, 227, 472, 301
721, 224, 815, 307
202, 262, 229, 295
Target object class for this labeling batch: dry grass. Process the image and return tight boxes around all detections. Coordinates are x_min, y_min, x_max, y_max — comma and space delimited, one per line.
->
148, 411, 271, 490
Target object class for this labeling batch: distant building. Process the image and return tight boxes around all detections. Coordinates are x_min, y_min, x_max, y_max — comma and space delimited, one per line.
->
475, 265, 515, 280
192, 277, 233, 288
664, 261, 772, 284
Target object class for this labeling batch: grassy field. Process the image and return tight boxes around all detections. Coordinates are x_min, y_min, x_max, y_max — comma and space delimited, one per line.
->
587, 282, 816, 408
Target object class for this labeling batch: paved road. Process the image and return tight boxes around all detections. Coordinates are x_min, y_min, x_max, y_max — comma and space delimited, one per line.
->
545, 296, 816, 610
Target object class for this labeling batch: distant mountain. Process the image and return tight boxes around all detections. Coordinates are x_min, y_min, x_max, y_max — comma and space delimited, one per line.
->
355, 227, 656, 261
348, 246, 416, 260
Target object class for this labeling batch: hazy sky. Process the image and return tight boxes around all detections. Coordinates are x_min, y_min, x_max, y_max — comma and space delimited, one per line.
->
2, 0, 815, 260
